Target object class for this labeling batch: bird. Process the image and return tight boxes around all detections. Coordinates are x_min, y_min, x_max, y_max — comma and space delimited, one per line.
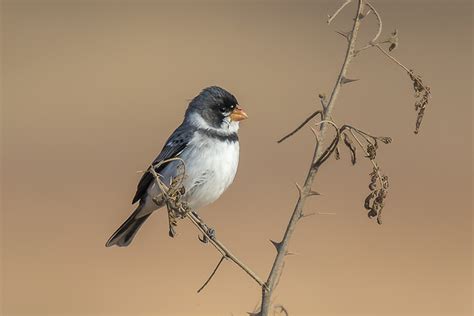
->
106, 86, 248, 247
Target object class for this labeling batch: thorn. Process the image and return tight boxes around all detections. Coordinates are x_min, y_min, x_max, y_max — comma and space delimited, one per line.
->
308, 190, 321, 196
319, 93, 328, 109
199, 234, 209, 243
168, 226, 177, 238
340, 76, 359, 85
295, 183, 303, 197
270, 239, 281, 252
359, 9, 372, 20
318, 212, 337, 215
335, 30, 351, 41
300, 212, 316, 219
285, 251, 297, 256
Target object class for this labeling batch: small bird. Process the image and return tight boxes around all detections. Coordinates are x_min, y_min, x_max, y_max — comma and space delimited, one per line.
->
106, 86, 248, 247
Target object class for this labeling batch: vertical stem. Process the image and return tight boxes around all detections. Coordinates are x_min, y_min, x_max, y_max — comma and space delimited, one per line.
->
259, 1, 365, 315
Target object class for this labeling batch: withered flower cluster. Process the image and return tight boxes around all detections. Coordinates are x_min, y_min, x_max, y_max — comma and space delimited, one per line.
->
365, 166, 389, 224
148, 158, 188, 238
409, 71, 431, 134
334, 126, 392, 224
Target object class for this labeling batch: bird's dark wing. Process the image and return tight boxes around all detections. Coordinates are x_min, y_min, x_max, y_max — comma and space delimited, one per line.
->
132, 124, 194, 204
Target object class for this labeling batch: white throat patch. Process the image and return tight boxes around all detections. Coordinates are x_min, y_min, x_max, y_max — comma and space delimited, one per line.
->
187, 112, 239, 135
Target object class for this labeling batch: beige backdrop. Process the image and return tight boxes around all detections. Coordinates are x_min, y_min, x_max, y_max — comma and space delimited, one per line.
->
1, 1, 472, 315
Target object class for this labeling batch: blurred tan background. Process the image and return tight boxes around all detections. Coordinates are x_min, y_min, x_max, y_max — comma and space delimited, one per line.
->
1, 0, 472, 315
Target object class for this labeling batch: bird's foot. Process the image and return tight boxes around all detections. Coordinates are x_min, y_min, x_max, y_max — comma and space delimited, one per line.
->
191, 210, 216, 243
191, 210, 202, 221
198, 225, 216, 244
207, 227, 216, 239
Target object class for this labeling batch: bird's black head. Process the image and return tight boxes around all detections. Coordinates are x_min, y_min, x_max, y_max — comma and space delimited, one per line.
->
185, 86, 247, 129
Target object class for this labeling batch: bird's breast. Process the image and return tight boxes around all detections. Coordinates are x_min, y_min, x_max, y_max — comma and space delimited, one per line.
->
181, 134, 240, 210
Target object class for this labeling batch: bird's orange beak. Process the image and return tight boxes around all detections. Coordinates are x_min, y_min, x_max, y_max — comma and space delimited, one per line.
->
229, 105, 248, 122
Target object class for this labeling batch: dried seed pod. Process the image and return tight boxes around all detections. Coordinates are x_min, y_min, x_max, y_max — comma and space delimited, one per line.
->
409, 71, 431, 134
368, 208, 378, 218
343, 133, 357, 165
366, 143, 377, 160
369, 182, 377, 191
388, 29, 399, 52
364, 191, 376, 210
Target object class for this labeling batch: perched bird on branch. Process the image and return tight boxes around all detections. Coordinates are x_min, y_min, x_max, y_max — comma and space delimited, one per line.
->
106, 86, 248, 247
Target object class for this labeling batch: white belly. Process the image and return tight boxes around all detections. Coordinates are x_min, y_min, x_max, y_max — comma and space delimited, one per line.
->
181, 134, 240, 210
141, 133, 239, 215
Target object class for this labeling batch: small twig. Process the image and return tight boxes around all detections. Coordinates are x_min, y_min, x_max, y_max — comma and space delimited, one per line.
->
373, 43, 431, 94
197, 256, 225, 293
375, 44, 411, 73
349, 129, 382, 185
273, 305, 289, 316
186, 211, 268, 289
365, 1, 382, 43
277, 111, 322, 143
313, 120, 342, 167
317, 212, 336, 215
327, 0, 352, 24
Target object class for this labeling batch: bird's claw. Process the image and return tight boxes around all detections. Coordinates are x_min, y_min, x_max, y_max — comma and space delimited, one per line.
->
207, 227, 216, 239
198, 226, 216, 244
198, 233, 209, 243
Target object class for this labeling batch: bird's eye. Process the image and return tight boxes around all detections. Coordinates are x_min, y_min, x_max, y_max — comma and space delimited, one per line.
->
219, 107, 227, 113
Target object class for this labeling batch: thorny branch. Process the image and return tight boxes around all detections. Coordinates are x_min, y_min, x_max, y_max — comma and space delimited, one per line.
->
259, 1, 366, 315
258, 0, 431, 315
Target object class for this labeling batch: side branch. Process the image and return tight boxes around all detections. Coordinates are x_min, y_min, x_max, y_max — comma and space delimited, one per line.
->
277, 111, 322, 143
353, 0, 431, 133
327, 0, 352, 24
186, 211, 268, 290
147, 161, 266, 291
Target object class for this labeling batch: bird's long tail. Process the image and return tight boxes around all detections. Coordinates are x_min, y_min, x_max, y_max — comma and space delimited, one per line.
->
105, 205, 151, 247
